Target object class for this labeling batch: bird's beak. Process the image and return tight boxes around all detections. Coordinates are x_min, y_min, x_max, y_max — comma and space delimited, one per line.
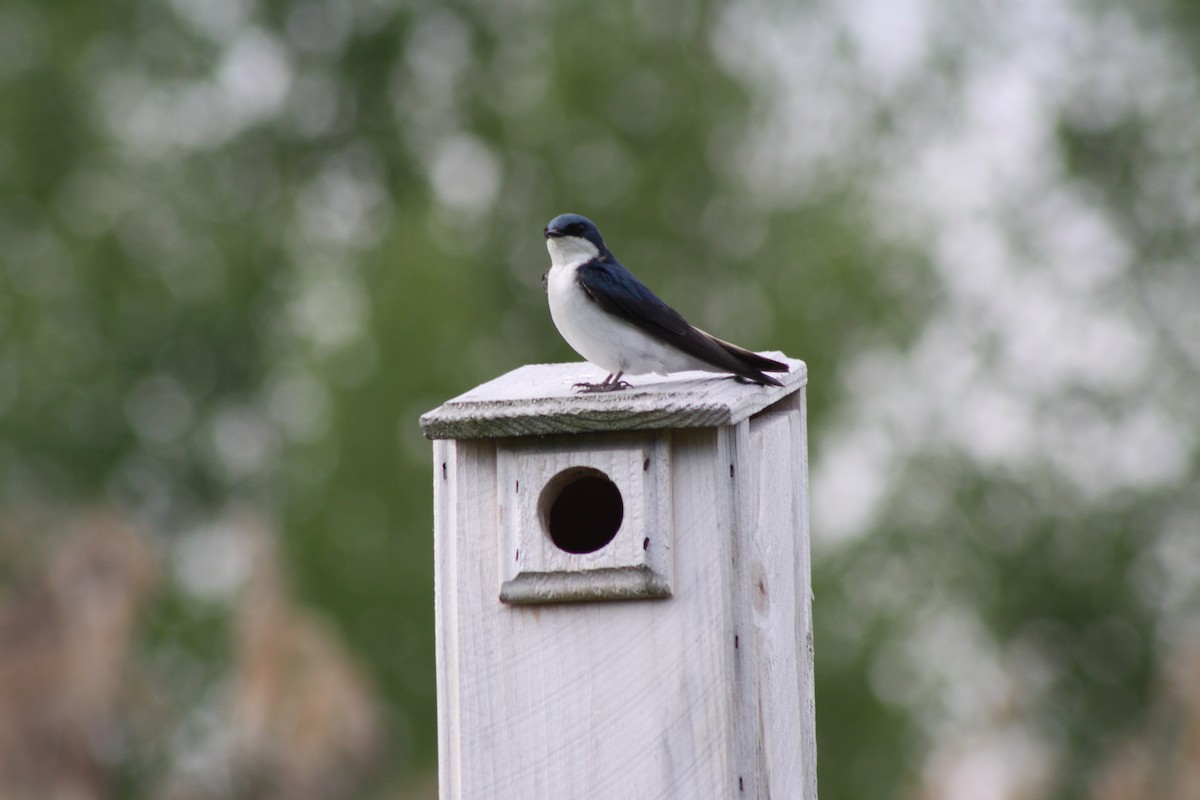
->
544, 227, 562, 239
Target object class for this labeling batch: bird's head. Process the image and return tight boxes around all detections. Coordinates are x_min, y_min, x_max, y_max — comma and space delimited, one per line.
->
544, 213, 606, 265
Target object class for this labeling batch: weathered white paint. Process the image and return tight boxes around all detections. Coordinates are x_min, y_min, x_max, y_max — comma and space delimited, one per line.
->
427, 361, 815, 799
419, 355, 806, 439
497, 431, 672, 603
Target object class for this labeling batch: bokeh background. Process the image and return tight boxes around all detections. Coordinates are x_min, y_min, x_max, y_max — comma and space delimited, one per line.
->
3, 0, 1199, 798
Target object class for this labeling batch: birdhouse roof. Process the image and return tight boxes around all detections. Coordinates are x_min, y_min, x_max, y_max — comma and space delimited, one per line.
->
419, 355, 806, 439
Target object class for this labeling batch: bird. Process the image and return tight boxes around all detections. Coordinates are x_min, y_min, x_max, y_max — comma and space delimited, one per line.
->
542, 213, 788, 393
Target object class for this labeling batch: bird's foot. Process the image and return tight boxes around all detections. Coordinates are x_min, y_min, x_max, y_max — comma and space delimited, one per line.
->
573, 380, 632, 393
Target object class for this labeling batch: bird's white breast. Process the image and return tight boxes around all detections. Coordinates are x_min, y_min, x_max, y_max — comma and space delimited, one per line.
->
544, 236, 714, 377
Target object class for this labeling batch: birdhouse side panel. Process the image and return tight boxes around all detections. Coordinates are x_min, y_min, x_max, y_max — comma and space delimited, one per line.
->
746, 406, 816, 799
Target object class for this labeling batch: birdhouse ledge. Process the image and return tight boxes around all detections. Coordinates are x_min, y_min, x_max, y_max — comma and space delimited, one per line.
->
419, 353, 806, 440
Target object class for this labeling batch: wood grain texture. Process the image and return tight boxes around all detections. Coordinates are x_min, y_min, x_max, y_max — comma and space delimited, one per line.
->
419, 355, 806, 440
747, 410, 817, 799
496, 432, 672, 603
430, 372, 815, 799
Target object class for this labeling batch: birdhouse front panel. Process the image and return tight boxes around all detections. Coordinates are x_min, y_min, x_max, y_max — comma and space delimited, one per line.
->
496, 431, 672, 604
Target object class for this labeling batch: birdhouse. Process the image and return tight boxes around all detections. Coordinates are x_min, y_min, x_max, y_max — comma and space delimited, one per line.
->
420, 357, 816, 800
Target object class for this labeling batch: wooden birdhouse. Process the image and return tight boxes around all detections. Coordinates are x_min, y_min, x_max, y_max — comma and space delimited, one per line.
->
420, 357, 816, 799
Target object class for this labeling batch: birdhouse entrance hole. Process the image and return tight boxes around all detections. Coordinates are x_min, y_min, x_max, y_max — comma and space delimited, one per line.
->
539, 467, 624, 554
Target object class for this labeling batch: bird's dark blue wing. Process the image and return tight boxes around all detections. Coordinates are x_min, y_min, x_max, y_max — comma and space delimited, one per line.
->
577, 258, 691, 336
576, 257, 786, 385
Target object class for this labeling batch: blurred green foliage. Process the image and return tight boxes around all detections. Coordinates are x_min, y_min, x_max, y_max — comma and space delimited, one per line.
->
2, 0, 1199, 798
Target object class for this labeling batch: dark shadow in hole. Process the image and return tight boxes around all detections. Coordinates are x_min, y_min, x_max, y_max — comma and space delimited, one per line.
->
539, 468, 623, 554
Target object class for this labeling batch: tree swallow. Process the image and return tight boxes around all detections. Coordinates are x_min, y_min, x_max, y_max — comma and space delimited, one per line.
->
543, 213, 788, 392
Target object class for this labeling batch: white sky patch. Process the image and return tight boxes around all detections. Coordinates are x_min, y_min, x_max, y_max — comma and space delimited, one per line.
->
296, 152, 391, 248
208, 404, 279, 481
841, 0, 930, 90
167, 0, 252, 41
951, 379, 1036, 469
1042, 401, 1192, 499
405, 9, 471, 101
288, 274, 368, 352
1029, 189, 1130, 293
429, 134, 502, 215
265, 369, 332, 443
921, 728, 1054, 800
172, 520, 252, 601
396, 9, 472, 159
1136, 510, 1200, 624
711, 1, 872, 199
811, 424, 895, 546
217, 29, 292, 123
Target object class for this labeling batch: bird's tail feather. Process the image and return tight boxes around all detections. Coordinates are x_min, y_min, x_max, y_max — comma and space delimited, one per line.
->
699, 330, 789, 387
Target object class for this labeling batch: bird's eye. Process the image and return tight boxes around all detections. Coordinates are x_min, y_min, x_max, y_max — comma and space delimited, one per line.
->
569, 223, 586, 234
